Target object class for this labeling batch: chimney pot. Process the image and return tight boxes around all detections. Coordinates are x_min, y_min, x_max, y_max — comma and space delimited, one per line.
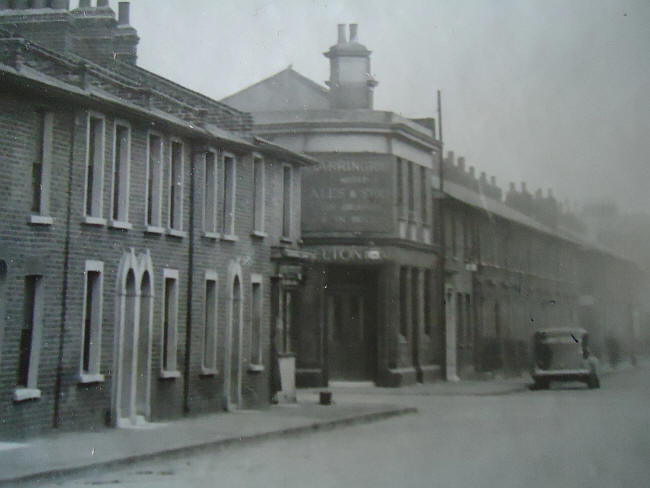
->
78, 0, 90, 7
349, 23, 358, 42
118, 2, 130, 24
337, 24, 346, 44
480, 172, 487, 183
97, 0, 109, 7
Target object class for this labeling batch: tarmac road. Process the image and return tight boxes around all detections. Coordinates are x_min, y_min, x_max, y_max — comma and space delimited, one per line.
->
38, 365, 650, 488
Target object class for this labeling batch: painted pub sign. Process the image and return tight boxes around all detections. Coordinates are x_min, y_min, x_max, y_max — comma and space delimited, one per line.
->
302, 153, 394, 233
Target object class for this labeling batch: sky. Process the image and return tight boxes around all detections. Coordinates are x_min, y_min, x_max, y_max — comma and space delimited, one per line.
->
104, 0, 650, 214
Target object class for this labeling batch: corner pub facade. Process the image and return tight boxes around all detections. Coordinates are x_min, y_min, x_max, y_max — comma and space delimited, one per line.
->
0, 1, 316, 438
224, 24, 443, 387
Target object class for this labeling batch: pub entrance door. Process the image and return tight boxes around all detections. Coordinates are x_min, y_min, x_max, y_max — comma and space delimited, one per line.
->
326, 285, 377, 381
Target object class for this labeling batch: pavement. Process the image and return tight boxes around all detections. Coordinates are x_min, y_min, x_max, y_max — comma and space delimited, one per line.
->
0, 359, 639, 486
0, 400, 415, 486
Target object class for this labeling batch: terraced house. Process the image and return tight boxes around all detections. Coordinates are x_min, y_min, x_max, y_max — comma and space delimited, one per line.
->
0, 0, 315, 438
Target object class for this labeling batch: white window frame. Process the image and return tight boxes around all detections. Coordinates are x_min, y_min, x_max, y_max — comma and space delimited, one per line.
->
202, 270, 219, 375
161, 268, 180, 377
203, 150, 219, 237
281, 164, 293, 241
0, 260, 7, 380
109, 120, 132, 230
221, 151, 237, 240
83, 111, 106, 225
79, 260, 105, 383
251, 153, 266, 237
29, 111, 54, 226
249, 274, 264, 370
145, 130, 164, 233
167, 139, 185, 236
14, 274, 44, 401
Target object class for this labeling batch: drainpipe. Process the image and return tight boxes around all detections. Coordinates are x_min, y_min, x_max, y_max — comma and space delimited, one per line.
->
183, 146, 197, 414
53, 110, 78, 428
436, 90, 447, 380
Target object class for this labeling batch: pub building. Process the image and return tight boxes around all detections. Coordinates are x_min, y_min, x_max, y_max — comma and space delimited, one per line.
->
224, 24, 443, 386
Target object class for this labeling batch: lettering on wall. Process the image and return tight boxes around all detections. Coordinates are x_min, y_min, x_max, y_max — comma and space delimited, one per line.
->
302, 154, 394, 232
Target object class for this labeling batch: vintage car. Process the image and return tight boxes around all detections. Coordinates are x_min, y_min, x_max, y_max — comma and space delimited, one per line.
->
530, 328, 600, 390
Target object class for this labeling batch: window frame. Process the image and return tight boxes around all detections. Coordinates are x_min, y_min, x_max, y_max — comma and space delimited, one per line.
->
29, 111, 54, 225
14, 274, 44, 401
201, 270, 219, 375
203, 149, 219, 237
110, 120, 132, 229
251, 153, 266, 237
167, 138, 185, 235
82, 111, 106, 225
249, 274, 264, 369
220, 151, 237, 240
161, 268, 180, 377
79, 260, 105, 383
145, 130, 164, 233
281, 164, 293, 241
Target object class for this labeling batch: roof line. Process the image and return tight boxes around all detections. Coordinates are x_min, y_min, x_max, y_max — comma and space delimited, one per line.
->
222, 66, 329, 101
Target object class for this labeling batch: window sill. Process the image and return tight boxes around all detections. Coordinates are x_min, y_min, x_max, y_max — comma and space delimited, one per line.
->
145, 225, 165, 235
202, 231, 221, 240
167, 229, 187, 239
159, 370, 181, 379
251, 230, 267, 239
247, 363, 265, 374
200, 367, 219, 377
29, 215, 53, 225
221, 234, 239, 242
13, 388, 41, 402
82, 216, 107, 226
79, 373, 105, 384
109, 220, 133, 231
280, 237, 293, 245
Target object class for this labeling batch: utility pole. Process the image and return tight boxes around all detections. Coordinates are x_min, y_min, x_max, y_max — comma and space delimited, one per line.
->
436, 89, 447, 380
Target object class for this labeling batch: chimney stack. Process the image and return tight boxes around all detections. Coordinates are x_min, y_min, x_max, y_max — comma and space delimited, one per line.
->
349, 23, 358, 42
469, 166, 475, 178
337, 24, 346, 44
509, 182, 515, 191
490, 176, 496, 186
118, 2, 130, 25
97, 0, 110, 7
457, 157, 465, 172
535, 188, 543, 199
521, 181, 528, 193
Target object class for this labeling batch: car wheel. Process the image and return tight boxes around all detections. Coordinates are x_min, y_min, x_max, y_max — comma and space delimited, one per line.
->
533, 378, 550, 390
587, 373, 600, 389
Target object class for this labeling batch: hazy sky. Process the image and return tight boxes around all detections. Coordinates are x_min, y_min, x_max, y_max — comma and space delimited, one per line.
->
105, 0, 650, 213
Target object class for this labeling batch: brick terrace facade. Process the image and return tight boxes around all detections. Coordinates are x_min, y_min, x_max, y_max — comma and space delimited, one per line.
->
0, 1, 314, 438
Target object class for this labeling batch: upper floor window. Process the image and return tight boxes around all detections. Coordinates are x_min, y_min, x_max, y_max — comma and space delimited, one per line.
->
397, 158, 406, 219
84, 113, 105, 220
407, 161, 415, 221
203, 151, 218, 234
80, 261, 104, 382
31, 111, 54, 222
146, 132, 163, 229
252, 155, 265, 235
168, 140, 184, 232
281, 165, 292, 239
221, 153, 236, 237
111, 122, 131, 226
420, 166, 428, 225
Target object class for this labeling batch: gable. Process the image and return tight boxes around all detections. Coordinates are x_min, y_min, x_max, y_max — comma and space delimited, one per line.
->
222, 68, 330, 112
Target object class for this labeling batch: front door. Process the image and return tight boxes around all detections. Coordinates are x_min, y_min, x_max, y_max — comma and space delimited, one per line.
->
326, 286, 376, 381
